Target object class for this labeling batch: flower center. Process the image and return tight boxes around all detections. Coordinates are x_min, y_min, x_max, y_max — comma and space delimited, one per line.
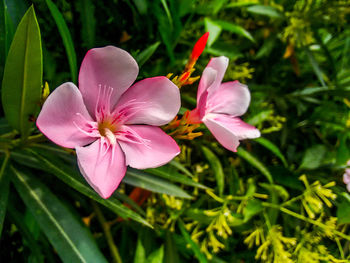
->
98, 120, 117, 145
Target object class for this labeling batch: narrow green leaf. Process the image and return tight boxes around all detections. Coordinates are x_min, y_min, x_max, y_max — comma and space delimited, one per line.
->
305, 48, 327, 88
237, 147, 273, 183
178, 219, 208, 263
211, 19, 255, 43
247, 5, 283, 19
145, 166, 209, 190
204, 17, 222, 47
45, 0, 77, 83
164, 231, 180, 263
169, 160, 193, 178
1, 5, 42, 138
11, 167, 108, 263
299, 144, 327, 170
135, 42, 161, 67
201, 146, 224, 196
25, 150, 151, 227
146, 245, 164, 263
134, 238, 146, 263
125, 169, 192, 199
255, 137, 288, 167
77, 0, 96, 49
0, 154, 10, 236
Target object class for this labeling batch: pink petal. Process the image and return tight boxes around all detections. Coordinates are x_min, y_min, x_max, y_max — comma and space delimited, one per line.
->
344, 173, 350, 185
36, 82, 95, 148
79, 46, 139, 115
118, 125, 180, 169
114, 77, 180, 126
207, 81, 251, 116
76, 139, 126, 199
197, 56, 229, 101
203, 113, 260, 152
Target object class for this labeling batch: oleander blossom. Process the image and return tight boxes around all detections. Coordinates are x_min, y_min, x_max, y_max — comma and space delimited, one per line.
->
343, 160, 350, 192
188, 56, 260, 152
37, 46, 181, 198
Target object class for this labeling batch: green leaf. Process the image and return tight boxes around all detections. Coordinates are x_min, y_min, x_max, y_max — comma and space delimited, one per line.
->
299, 144, 327, 170
164, 231, 180, 263
243, 199, 263, 222
1, 5, 42, 138
178, 219, 208, 263
133, 0, 148, 15
145, 166, 209, 189
135, 42, 161, 67
45, 0, 77, 83
201, 146, 224, 196
237, 147, 273, 183
246, 5, 284, 19
77, 0, 96, 49
124, 169, 192, 199
134, 238, 146, 263
255, 137, 288, 167
11, 167, 108, 263
337, 193, 350, 224
204, 17, 222, 47
211, 19, 255, 43
25, 150, 151, 227
169, 160, 193, 178
146, 245, 164, 263
305, 48, 327, 88
0, 154, 10, 236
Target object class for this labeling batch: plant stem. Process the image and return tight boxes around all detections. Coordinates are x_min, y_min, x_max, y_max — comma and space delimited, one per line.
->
262, 202, 350, 241
91, 201, 123, 263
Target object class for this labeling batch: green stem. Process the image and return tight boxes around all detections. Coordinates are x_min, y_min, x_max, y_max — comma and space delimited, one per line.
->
91, 201, 123, 263
262, 202, 350, 241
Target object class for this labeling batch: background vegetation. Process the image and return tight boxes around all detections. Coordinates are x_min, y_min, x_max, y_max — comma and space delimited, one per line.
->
0, 0, 350, 262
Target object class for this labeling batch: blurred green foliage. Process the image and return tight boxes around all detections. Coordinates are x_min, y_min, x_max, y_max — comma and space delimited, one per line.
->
1, 0, 350, 262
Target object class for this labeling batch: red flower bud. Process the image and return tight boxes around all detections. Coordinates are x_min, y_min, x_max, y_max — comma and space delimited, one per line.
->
191, 32, 209, 60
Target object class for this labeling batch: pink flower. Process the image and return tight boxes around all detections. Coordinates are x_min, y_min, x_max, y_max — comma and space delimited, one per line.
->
37, 46, 181, 198
188, 56, 260, 152
343, 160, 350, 192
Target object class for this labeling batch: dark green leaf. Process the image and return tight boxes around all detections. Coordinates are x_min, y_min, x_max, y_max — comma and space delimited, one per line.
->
299, 144, 327, 170
135, 42, 161, 67
125, 169, 192, 199
237, 147, 273, 183
0, 154, 10, 236
164, 231, 180, 263
1, 5, 42, 138
26, 150, 151, 227
11, 167, 108, 263
211, 19, 255, 43
45, 0, 77, 83
145, 166, 209, 189
201, 146, 224, 196
77, 0, 96, 49
255, 137, 288, 167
